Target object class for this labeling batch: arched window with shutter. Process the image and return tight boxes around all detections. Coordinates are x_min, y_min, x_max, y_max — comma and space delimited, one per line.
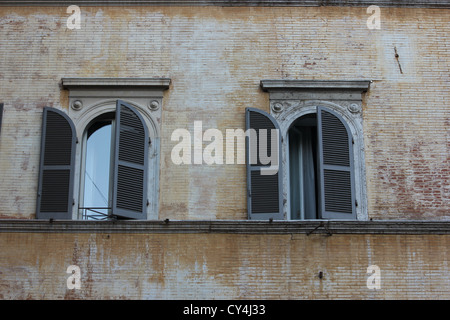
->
37, 101, 149, 220
247, 105, 357, 221
260, 79, 369, 221
287, 106, 356, 220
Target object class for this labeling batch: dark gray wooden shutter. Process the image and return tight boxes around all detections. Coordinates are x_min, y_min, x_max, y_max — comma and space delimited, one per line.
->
112, 100, 148, 219
36, 107, 76, 219
245, 107, 283, 220
0, 103, 3, 134
317, 106, 356, 219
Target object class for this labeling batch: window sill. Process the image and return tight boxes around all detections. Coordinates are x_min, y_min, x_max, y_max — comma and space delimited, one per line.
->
0, 219, 449, 235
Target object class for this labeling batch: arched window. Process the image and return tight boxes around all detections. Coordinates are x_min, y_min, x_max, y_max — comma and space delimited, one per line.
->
249, 79, 370, 221
246, 106, 356, 220
287, 107, 356, 220
80, 112, 114, 220
36, 77, 169, 220
37, 100, 149, 220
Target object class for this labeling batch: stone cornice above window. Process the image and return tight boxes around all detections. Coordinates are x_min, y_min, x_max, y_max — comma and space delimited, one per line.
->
260, 79, 371, 92
61, 77, 170, 102
61, 78, 171, 90
61, 77, 170, 112
260, 79, 371, 106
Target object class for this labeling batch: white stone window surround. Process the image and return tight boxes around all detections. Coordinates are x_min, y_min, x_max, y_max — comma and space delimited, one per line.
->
61, 77, 171, 220
260, 80, 371, 221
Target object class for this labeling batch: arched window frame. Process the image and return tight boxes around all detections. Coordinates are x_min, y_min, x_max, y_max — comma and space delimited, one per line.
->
260, 80, 370, 221
79, 111, 115, 220
62, 78, 170, 220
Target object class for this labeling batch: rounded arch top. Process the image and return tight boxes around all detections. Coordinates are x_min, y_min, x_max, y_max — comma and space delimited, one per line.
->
62, 77, 170, 141
71, 98, 160, 140
274, 100, 363, 144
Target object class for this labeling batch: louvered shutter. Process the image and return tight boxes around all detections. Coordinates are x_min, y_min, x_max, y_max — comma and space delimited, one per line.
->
317, 106, 356, 219
245, 108, 283, 220
0, 103, 3, 134
112, 100, 148, 219
36, 107, 76, 219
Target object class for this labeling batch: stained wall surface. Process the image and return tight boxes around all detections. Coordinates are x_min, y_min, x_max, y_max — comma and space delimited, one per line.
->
0, 232, 449, 299
0, 5, 449, 300
0, 6, 448, 220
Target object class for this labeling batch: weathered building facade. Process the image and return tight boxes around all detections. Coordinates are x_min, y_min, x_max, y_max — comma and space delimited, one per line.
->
0, 0, 449, 299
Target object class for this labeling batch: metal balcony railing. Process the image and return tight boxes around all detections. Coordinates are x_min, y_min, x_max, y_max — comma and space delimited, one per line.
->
79, 207, 111, 220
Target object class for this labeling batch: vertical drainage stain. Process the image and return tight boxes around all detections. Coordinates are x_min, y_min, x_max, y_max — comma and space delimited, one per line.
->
394, 47, 404, 74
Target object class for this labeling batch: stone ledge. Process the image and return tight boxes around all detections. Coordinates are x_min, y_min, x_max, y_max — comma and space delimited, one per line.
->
0, 1, 448, 8
0, 219, 449, 235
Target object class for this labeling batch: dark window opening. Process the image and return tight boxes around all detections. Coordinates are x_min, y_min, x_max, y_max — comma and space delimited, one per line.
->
288, 113, 319, 220
288, 108, 356, 220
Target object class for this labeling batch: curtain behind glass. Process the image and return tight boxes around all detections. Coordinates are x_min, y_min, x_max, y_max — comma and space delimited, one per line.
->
302, 126, 316, 219
289, 125, 316, 219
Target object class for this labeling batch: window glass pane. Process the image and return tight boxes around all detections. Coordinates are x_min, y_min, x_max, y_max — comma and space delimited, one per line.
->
83, 122, 112, 220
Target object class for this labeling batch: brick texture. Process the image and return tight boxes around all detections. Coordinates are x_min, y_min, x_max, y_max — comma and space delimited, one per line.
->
0, 6, 448, 220
0, 232, 449, 299
0, 5, 448, 299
